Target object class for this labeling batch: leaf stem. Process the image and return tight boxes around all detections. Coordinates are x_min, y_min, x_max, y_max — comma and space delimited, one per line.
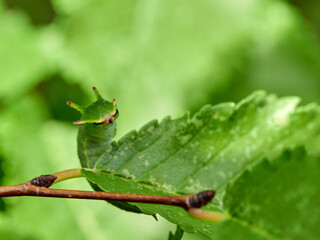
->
52, 168, 83, 185
188, 208, 229, 222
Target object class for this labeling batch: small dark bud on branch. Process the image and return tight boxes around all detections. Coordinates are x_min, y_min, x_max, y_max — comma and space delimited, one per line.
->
30, 175, 57, 188
186, 190, 215, 209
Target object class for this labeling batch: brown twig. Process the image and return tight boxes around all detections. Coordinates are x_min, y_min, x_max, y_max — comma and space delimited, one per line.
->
0, 171, 229, 222
0, 172, 215, 210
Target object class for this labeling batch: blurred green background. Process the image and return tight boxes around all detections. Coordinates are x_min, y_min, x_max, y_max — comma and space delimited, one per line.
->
0, 0, 320, 239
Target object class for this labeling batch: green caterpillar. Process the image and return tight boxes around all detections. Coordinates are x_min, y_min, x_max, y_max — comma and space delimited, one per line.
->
67, 87, 119, 169
68, 87, 142, 213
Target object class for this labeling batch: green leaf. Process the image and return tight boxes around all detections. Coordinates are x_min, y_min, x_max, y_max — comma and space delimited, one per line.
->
224, 147, 320, 240
82, 91, 320, 239
168, 225, 184, 240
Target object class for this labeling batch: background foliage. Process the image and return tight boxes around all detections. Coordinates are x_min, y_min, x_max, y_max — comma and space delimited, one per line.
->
0, 0, 320, 239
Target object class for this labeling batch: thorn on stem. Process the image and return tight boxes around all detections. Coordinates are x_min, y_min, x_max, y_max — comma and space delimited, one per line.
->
152, 214, 158, 221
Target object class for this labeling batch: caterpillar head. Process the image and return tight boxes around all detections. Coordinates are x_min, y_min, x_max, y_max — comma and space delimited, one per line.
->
67, 87, 118, 125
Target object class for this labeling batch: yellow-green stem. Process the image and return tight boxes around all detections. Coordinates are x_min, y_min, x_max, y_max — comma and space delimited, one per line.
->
52, 168, 83, 185
188, 208, 229, 222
